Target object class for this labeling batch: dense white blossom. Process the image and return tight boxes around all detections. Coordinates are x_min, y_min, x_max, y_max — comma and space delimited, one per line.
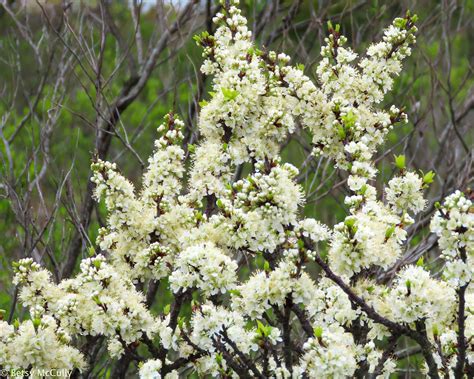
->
329, 198, 407, 277
13, 256, 157, 359
169, 242, 237, 296
189, 303, 257, 355
218, 161, 303, 253
431, 190, 473, 286
0, 316, 85, 372
4, 1, 471, 377
139, 359, 162, 379
300, 326, 357, 378
377, 266, 456, 324
386, 171, 427, 214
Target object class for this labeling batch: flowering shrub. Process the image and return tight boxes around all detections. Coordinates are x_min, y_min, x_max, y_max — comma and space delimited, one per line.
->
2, 1, 473, 378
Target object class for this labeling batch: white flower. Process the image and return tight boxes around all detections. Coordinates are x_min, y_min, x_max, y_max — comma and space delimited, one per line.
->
378, 266, 456, 324
386, 171, 426, 214
169, 242, 237, 296
190, 303, 257, 355
221, 161, 303, 253
139, 359, 162, 379
298, 218, 331, 242
107, 337, 124, 358
0, 317, 85, 372
329, 199, 404, 277
431, 190, 473, 259
300, 326, 357, 378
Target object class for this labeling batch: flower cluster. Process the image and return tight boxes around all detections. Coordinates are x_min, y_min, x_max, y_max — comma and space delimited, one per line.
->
92, 115, 193, 281
232, 259, 313, 319
13, 256, 157, 361
216, 161, 303, 253
196, 4, 296, 164
139, 359, 162, 379
0, 316, 85, 372
300, 326, 357, 378
431, 190, 473, 286
5, 1, 472, 378
386, 171, 427, 214
377, 265, 456, 324
328, 198, 408, 277
285, 13, 416, 176
169, 242, 237, 296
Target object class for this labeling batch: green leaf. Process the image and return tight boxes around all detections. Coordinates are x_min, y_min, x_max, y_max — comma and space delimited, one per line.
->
163, 304, 171, 315
263, 260, 270, 272
336, 124, 346, 140
221, 88, 239, 101
344, 217, 356, 229
394, 17, 407, 29
422, 170, 435, 185
341, 110, 357, 128
394, 154, 406, 170
229, 289, 241, 297
314, 326, 323, 338
359, 184, 368, 196
193, 31, 210, 46
195, 211, 203, 222
33, 318, 41, 329
256, 320, 272, 337
92, 295, 102, 305
416, 256, 424, 267
297, 239, 304, 249
385, 225, 396, 240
